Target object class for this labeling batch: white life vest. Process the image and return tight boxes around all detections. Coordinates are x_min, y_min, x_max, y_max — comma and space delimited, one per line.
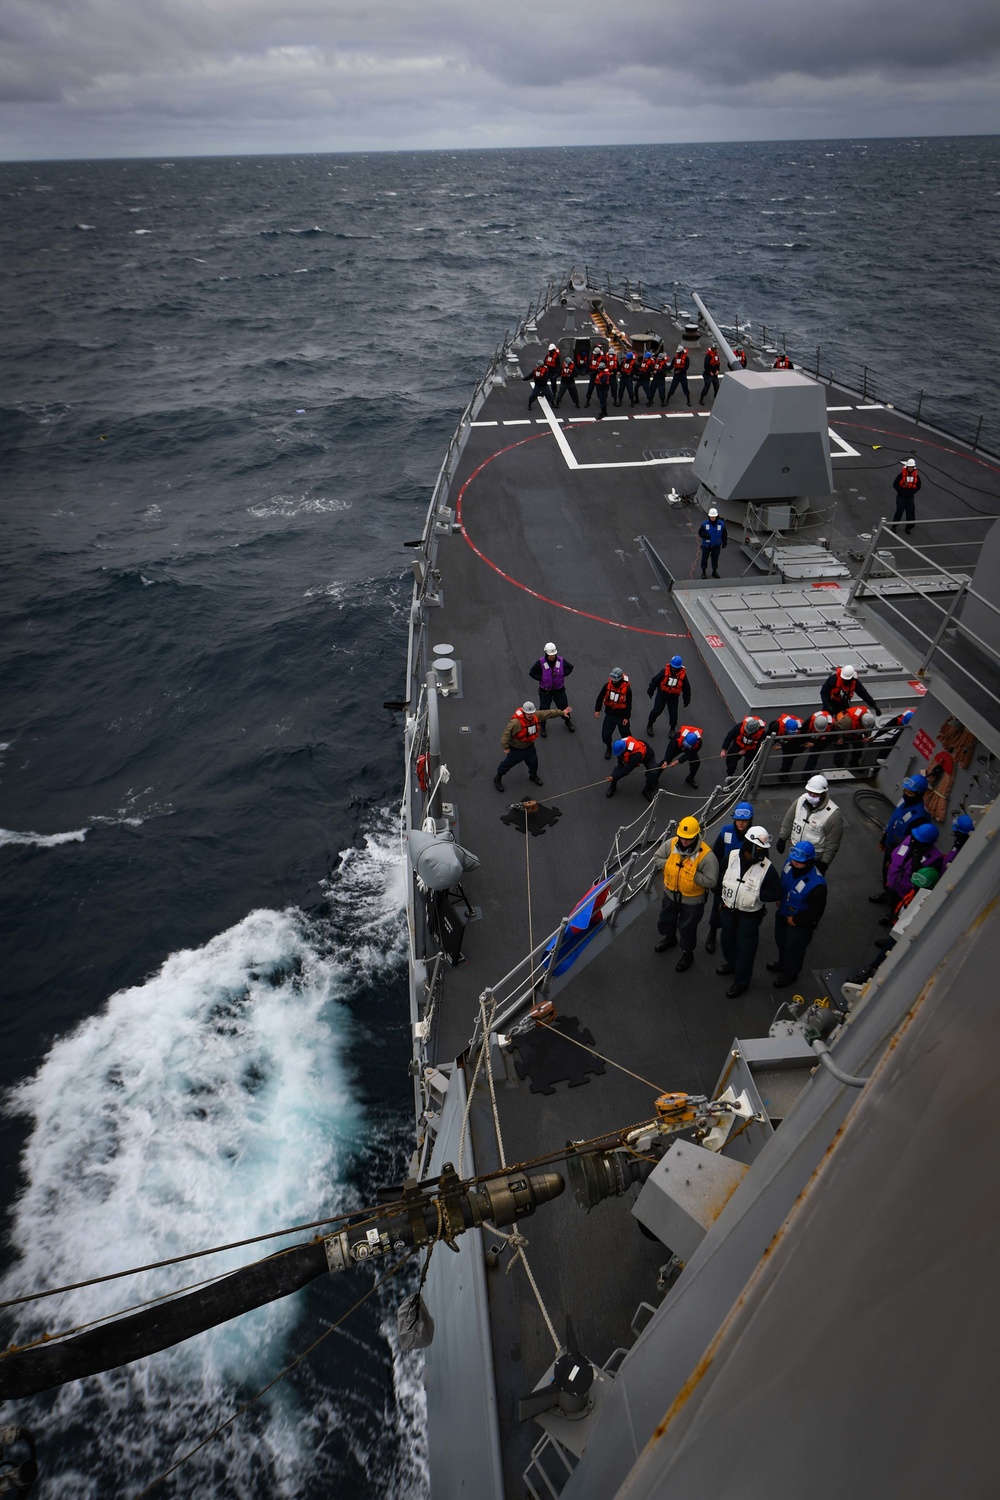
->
721, 850, 769, 914
790, 796, 838, 855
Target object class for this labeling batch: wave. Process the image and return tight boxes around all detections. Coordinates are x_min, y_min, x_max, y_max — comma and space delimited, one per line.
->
0, 827, 88, 847
0, 829, 414, 1498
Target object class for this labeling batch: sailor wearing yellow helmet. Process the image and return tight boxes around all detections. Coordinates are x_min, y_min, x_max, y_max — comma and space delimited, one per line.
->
653, 816, 719, 974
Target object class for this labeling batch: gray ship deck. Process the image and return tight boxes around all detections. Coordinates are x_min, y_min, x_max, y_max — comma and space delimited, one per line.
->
416, 294, 1000, 1494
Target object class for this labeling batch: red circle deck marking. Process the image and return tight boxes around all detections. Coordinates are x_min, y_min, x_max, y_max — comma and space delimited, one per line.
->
455, 433, 690, 639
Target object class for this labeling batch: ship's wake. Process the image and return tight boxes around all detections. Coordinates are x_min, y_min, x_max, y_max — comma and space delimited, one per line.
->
0, 819, 427, 1499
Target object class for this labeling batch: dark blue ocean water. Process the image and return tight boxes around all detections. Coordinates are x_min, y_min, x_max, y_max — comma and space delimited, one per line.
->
1, 138, 997, 1498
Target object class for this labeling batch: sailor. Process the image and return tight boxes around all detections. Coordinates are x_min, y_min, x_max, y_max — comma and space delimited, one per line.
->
722, 714, 766, 776
594, 668, 632, 759
942, 812, 974, 870
594, 361, 612, 420
646, 654, 691, 736
884, 822, 944, 911
767, 840, 828, 988
606, 734, 657, 797
648, 348, 670, 407
766, 712, 803, 778
617, 348, 637, 407
717, 825, 782, 997
635, 347, 656, 405
776, 774, 843, 873
543, 342, 561, 400
604, 347, 620, 405
773, 353, 794, 369
654, 816, 719, 972
699, 344, 721, 404
525, 360, 550, 410
553, 352, 580, 408
698, 507, 727, 578
820, 663, 880, 717
656, 725, 703, 792
890, 457, 921, 534
705, 801, 755, 953
584, 345, 607, 407
832, 705, 877, 767
664, 344, 691, 407
529, 643, 575, 733
871, 772, 929, 898
800, 709, 835, 774
874, 707, 914, 761
733, 345, 748, 368
494, 700, 572, 792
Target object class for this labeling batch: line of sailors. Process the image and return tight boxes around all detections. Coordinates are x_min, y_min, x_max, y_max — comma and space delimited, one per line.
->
524, 339, 746, 416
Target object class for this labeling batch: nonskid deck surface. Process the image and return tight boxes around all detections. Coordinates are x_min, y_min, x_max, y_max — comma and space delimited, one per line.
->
423, 298, 1000, 1491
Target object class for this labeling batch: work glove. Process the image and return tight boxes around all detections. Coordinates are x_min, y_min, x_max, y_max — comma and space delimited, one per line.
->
775, 838, 787, 855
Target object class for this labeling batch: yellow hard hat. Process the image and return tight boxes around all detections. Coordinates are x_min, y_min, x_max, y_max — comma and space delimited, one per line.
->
677, 816, 701, 839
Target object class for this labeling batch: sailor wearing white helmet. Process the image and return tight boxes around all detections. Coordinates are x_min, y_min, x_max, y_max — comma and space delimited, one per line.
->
820, 662, 879, 717
528, 642, 575, 734
664, 342, 691, 408
494, 698, 573, 792
776, 774, 844, 873
543, 341, 561, 400
891, 456, 921, 534
716, 825, 782, 997
697, 507, 727, 578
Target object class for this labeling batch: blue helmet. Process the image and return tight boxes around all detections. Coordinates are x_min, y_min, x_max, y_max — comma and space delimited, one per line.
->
911, 822, 939, 845
683, 730, 701, 749
782, 716, 803, 735
612, 738, 628, 756
788, 840, 816, 863
900, 710, 914, 725
902, 773, 928, 795
952, 813, 974, 835
670, 654, 684, 669
734, 802, 754, 821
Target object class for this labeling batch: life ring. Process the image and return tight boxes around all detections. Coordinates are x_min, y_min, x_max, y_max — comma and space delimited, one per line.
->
416, 754, 429, 793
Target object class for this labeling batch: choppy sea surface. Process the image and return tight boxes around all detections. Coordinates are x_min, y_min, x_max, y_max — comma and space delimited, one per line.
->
1, 138, 997, 1498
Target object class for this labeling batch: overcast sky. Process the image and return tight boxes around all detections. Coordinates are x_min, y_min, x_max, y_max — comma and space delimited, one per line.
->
2, 0, 998, 161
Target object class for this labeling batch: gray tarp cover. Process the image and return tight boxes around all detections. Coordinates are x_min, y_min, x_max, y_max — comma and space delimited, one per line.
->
408, 829, 480, 891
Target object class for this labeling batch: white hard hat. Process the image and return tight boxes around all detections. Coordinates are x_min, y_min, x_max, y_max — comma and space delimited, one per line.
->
676, 343, 685, 352
814, 712, 833, 731
840, 664, 857, 679
522, 700, 537, 713
805, 774, 829, 794
905, 458, 916, 467
544, 642, 557, 654
548, 343, 557, 351
860, 711, 876, 728
745, 825, 771, 849
708, 507, 719, 518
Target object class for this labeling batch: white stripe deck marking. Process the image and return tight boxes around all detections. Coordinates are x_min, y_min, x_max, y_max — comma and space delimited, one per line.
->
535, 396, 695, 470
633, 413, 661, 420
503, 419, 532, 426
857, 403, 884, 409
829, 427, 861, 458
827, 405, 852, 412
665, 412, 694, 418
471, 420, 498, 427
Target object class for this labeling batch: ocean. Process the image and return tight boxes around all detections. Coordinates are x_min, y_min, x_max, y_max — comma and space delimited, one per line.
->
1, 137, 997, 1498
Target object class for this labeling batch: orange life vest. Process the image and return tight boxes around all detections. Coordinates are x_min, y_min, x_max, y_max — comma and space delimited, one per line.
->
672, 350, 689, 371
659, 665, 687, 695
675, 724, 703, 748
898, 467, 919, 490
842, 705, 873, 731
589, 351, 606, 372
774, 354, 792, 369
532, 363, 547, 382
560, 357, 575, 377
511, 707, 540, 743
735, 717, 765, 752
621, 737, 651, 763
603, 675, 630, 709
734, 348, 747, 367
543, 348, 560, 372
776, 713, 801, 736
706, 349, 721, 372
829, 669, 856, 707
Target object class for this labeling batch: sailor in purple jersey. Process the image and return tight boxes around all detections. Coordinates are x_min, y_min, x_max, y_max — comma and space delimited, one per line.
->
528, 643, 575, 734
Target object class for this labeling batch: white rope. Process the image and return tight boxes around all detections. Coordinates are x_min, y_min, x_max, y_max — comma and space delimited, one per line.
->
524, 817, 536, 993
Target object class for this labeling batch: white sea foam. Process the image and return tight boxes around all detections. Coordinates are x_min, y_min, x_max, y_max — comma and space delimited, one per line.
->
1, 828, 413, 1496
248, 495, 351, 519
0, 827, 87, 847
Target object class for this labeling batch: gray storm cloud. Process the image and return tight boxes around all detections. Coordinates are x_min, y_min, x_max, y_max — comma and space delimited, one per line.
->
1, 0, 998, 157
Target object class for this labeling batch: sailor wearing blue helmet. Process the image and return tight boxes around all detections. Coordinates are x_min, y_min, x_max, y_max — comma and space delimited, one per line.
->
646, 653, 691, 737
943, 812, 975, 871
768, 839, 828, 988
705, 801, 755, 954
872, 772, 929, 901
